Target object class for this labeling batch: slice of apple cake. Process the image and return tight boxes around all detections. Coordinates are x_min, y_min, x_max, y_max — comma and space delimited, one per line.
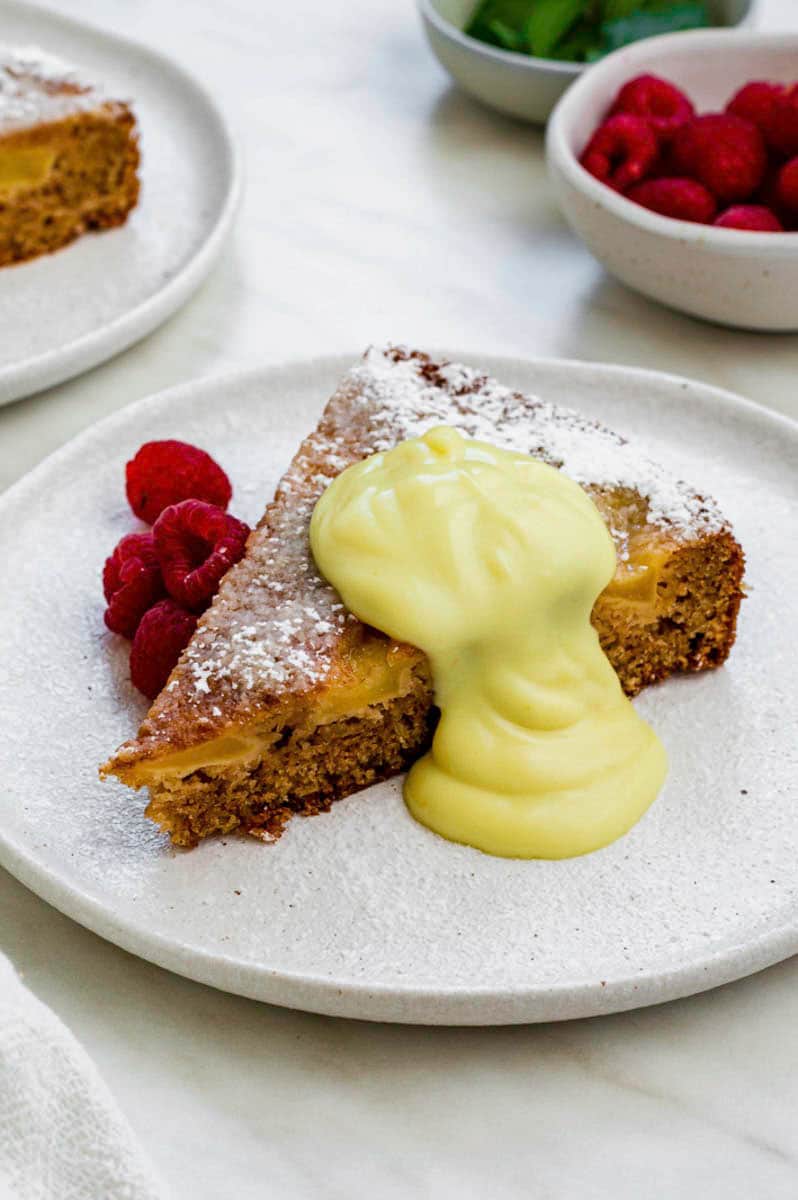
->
102, 347, 744, 846
0, 46, 139, 266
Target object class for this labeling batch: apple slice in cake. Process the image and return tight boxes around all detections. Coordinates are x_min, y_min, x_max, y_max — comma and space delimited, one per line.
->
102, 347, 744, 846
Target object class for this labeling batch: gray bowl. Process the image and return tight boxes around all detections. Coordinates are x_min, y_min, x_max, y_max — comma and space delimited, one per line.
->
418, 0, 755, 123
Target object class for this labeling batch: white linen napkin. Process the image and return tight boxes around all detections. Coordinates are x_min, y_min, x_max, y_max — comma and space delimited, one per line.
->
0, 952, 166, 1200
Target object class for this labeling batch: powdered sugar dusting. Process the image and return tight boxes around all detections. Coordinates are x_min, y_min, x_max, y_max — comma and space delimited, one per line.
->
352, 348, 723, 533
125, 347, 729, 739
0, 45, 108, 131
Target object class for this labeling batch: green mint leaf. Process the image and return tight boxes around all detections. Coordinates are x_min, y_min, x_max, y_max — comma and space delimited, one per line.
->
465, 0, 537, 48
525, 0, 588, 58
548, 21, 603, 61
601, 0, 641, 19
485, 18, 526, 51
600, 3, 709, 54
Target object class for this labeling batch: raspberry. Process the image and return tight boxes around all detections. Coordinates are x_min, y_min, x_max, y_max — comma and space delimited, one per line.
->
714, 204, 784, 232
775, 157, 798, 215
755, 162, 784, 211
727, 82, 784, 145
153, 499, 250, 611
727, 81, 798, 157
580, 114, 659, 192
627, 177, 717, 224
125, 440, 232, 525
672, 113, 766, 204
102, 532, 165, 638
768, 86, 798, 157
129, 599, 198, 700
609, 74, 694, 139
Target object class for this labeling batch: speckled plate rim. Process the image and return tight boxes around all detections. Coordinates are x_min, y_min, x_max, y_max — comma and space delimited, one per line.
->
1, 352, 797, 1026
0, 0, 241, 407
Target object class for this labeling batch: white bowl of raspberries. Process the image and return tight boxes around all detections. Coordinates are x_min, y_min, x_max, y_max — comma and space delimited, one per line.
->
546, 29, 798, 330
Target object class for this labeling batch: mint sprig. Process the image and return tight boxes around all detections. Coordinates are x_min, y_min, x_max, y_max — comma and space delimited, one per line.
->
464, 0, 710, 63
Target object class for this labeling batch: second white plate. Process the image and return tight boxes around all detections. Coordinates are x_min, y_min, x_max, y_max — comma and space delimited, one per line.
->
0, 353, 796, 1024
0, 0, 240, 405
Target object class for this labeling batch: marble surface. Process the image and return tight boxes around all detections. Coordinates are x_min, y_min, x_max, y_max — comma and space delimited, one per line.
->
2, 0, 798, 1195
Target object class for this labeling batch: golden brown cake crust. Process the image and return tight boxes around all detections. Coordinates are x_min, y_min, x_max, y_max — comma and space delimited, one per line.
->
0, 47, 139, 266
102, 348, 745, 846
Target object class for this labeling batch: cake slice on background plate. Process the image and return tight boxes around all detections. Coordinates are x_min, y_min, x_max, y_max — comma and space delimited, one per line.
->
102, 347, 744, 846
0, 46, 139, 266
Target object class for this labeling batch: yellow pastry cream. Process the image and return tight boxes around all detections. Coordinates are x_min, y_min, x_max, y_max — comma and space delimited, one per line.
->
309, 426, 667, 859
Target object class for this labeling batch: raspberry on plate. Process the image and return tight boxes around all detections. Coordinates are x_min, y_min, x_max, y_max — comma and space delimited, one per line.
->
129, 599, 198, 700
153, 498, 250, 612
580, 114, 658, 192
125, 440, 233, 526
672, 113, 766, 204
609, 74, 694, 139
102, 531, 165, 638
714, 204, 784, 232
627, 177, 717, 224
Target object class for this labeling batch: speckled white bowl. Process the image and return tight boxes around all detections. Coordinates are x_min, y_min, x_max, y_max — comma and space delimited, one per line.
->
547, 29, 798, 330
418, 0, 754, 124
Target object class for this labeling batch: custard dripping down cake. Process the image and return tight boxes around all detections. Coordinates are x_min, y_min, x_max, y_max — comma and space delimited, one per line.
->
102, 348, 745, 846
0, 47, 139, 266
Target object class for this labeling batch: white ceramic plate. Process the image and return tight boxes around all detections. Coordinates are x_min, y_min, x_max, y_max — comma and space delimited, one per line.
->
0, 1, 240, 406
1, 354, 796, 1025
